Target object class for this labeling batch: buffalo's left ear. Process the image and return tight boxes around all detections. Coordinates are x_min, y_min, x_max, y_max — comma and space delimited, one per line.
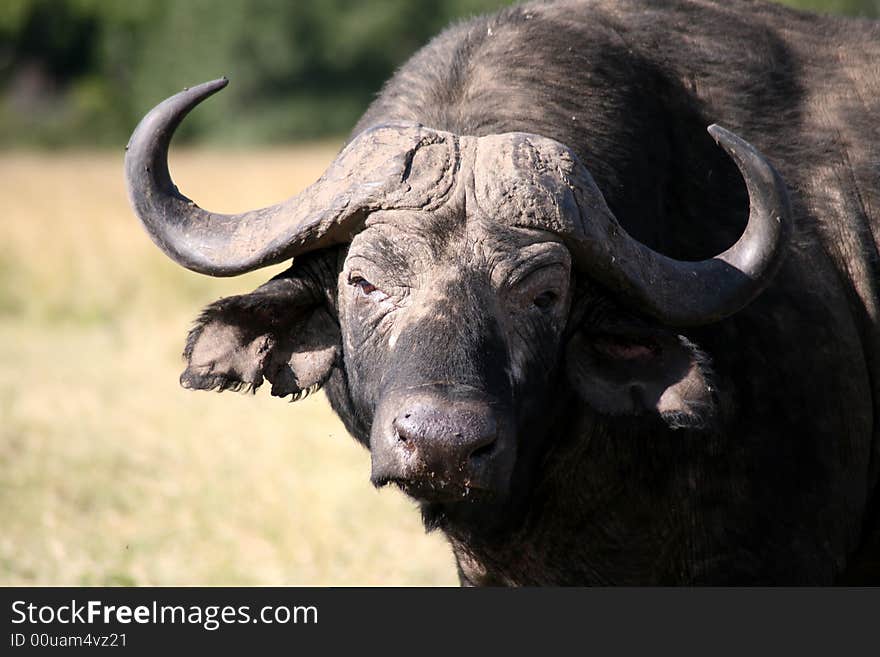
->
180, 274, 340, 400
566, 327, 716, 429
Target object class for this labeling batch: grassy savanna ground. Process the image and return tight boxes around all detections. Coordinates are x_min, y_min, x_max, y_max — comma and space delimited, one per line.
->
0, 146, 457, 585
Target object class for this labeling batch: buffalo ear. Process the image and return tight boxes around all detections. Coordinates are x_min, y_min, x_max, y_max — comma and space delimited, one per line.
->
566, 329, 715, 429
181, 276, 340, 400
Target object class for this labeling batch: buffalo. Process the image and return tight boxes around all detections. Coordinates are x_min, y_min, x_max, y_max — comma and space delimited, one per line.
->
124, 0, 879, 584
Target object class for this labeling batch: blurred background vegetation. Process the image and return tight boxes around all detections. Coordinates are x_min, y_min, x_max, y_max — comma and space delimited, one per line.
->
0, 0, 877, 148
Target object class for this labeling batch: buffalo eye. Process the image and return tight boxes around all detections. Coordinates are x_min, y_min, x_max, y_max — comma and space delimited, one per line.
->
349, 274, 380, 297
533, 290, 559, 311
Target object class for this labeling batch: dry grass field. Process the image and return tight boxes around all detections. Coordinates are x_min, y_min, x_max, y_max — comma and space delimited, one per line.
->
0, 146, 457, 585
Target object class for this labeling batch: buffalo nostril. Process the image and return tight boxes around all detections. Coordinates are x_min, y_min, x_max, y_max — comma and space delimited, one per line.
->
392, 417, 418, 455
468, 438, 497, 462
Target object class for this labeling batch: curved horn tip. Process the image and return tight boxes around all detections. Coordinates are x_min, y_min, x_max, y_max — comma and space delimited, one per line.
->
170, 77, 229, 110
706, 124, 757, 159
124, 76, 238, 274
124, 77, 230, 153
598, 123, 790, 326
194, 76, 229, 93
706, 123, 728, 139
706, 123, 785, 195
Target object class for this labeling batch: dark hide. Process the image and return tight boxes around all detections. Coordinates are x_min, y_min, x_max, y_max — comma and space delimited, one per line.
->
181, 0, 880, 584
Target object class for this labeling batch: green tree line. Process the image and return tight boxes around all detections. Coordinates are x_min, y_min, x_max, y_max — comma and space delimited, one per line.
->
0, 0, 876, 148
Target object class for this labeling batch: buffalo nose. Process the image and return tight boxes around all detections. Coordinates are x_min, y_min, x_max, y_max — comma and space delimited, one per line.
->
392, 402, 498, 469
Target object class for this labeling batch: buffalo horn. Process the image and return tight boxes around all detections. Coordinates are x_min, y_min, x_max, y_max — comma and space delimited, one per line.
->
568, 125, 792, 326
124, 78, 456, 276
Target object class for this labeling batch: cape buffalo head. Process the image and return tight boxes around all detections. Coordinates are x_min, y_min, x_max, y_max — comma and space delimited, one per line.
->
125, 79, 790, 514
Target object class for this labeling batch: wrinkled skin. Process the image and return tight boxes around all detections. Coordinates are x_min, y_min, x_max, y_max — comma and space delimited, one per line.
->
157, 0, 880, 584
340, 210, 571, 502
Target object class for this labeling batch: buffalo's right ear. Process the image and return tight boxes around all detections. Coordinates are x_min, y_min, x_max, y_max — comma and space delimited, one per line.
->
180, 274, 340, 400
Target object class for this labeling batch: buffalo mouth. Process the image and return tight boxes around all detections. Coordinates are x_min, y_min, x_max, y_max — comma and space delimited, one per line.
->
370, 447, 512, 504
374, 475, 500, 504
